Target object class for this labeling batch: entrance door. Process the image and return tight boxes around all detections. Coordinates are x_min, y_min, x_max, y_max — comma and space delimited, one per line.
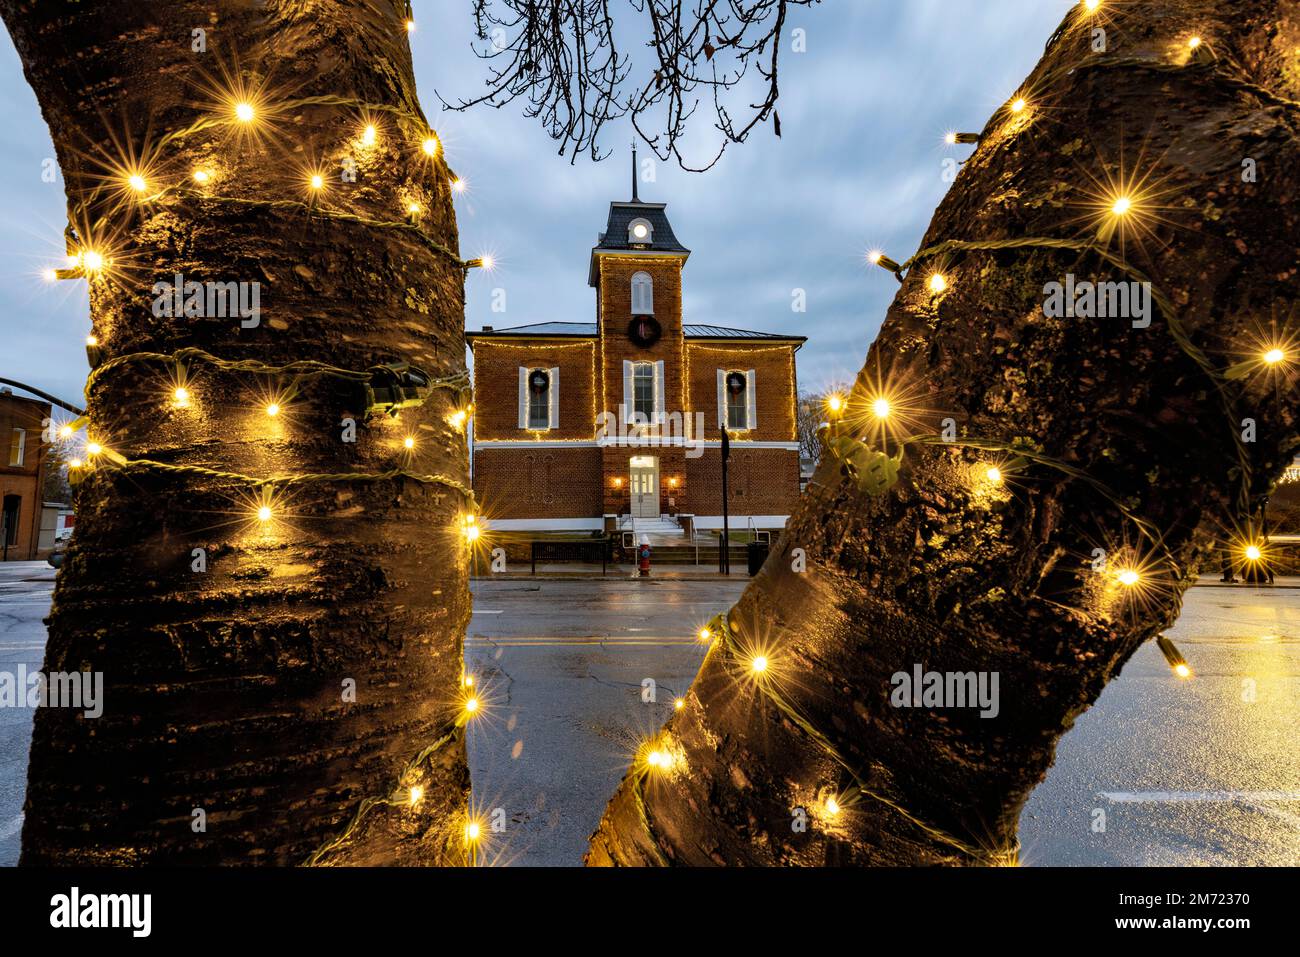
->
630, 455, 659, 519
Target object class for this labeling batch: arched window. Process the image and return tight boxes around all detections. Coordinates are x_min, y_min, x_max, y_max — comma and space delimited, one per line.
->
631, 271, 654, 315
628, 217, 653, 244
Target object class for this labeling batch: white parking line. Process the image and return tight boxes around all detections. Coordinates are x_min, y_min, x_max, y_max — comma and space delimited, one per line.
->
1100, 790, 1300, 802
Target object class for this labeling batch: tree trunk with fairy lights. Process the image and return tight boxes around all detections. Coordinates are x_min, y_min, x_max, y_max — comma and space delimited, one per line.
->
589, 0, 1300, 865
6, 0, 477, 864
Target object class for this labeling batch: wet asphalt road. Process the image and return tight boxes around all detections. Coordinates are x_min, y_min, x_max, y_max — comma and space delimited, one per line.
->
1, 562, 1296, 866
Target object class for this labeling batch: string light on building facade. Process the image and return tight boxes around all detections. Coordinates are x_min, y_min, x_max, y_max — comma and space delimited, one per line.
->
234, 101, 255, 123
928, 272, 948, 293
361, 123, 377, 147
421, 136, 439, 158
871, 397, 892, 420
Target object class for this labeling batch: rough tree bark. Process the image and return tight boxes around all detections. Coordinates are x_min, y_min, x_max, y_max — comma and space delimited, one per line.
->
589, 0, 1300, 865
7, 0, 473, 864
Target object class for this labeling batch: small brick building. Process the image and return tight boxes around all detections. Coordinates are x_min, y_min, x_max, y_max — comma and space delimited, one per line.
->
467, 181, 805, 538
1, 390, 52, 561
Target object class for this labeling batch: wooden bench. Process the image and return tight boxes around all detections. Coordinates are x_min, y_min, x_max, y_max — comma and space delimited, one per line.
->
530, 538, 615, 574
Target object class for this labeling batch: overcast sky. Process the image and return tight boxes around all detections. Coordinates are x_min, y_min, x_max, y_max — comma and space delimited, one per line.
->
0, 1, 1072, 407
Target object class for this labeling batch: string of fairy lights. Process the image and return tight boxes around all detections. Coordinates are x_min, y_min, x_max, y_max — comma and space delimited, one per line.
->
29, 0, 1286, 866
625, 0, 1292, 864
37, 5, 497, 863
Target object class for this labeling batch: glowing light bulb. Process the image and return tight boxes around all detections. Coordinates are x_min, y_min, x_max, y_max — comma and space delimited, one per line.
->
1264, 348, 1286, 365
422, 137, 439, 157
674, 698, 685, 710
1111, 195, 1133, 216
1083, 0, 1100, 11
309, 173, 324, 190
1116, 568, 1140, 587
173, 386, 190, 405
985, 466, 1002, 483
403, 436, 416, 450
1010, 97, 1027, 113
871, 398, 891, 420
193, 169, 211, 184
646, 750, 668, 768
68, 458, 82, 468
465, 696, 479, 714
362, 124, 377, 146
449, 409, 468, 430
452, 178, 467, 193
464, 523, 481, 543
86, 442, 102, 456
265, 403, 280, 417
826, 394, 845, 415
407, 202, 421, 216
464, 675, 474, 688
257, 505, 272, 523
234, 102, 255, 123
751, 655, 769, 674
1174, 663, 1192, 679
868, 250, 883, 265
58, 425, 73, 439
405, 19, 416, 33
825, 797, 841, 816
85, 335, 98, 346
929, 272, 948, 293
42, 268, 57, 282
1188, 36, 1202, 49
128, 174, 147, 193
1244, 544, 1262, 561
697, 627, 712, 643
82, 251, 104, 272
465, 822, 481, 842
478, 254, 495, 271
409, 785, 424, 805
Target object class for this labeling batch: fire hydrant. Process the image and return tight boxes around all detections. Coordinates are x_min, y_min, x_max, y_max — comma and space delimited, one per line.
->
637, 535, 651, 577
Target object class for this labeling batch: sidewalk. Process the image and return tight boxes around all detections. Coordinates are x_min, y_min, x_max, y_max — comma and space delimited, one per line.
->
475, 562, 746, 581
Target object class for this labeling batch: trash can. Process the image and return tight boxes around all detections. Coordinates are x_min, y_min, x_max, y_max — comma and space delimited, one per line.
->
746, 541, 769, 576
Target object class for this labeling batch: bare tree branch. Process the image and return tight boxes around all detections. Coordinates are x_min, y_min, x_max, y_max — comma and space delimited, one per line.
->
438, 0, 820, 168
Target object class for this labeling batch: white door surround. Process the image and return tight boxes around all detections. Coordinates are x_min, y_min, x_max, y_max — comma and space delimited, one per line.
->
630, 454, 659, 519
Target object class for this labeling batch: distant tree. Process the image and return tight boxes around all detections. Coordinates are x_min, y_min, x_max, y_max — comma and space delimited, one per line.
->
40, 442, 73, 504
796, 384, 850, 464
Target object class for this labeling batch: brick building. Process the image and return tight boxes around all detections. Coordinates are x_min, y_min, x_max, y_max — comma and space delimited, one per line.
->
1, 390, 52, 561
467, 179, 805, 539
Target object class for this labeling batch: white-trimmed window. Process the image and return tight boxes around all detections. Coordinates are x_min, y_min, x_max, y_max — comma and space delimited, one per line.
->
8, 428, 24, 467
716, 369, 757, 431
518, 366, 559, 430
628, 217, 653, 244
631, 271, 654, 314
623, 359, 665, 425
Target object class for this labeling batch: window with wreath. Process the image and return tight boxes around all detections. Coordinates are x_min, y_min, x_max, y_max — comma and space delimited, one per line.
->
518, 366, 559, 430
717, 369, 757, 431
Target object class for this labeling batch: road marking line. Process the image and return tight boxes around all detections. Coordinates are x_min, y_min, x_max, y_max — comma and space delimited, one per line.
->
1099, 790, 1300, 802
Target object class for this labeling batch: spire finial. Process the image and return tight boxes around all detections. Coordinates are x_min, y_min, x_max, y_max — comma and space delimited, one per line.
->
631, 141, 639, 202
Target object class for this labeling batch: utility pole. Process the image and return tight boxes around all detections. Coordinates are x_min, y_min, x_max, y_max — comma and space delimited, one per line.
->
720, 425, 730, 575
